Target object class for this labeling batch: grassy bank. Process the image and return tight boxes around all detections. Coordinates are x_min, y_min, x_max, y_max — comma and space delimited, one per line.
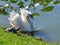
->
0, 27, 58, 45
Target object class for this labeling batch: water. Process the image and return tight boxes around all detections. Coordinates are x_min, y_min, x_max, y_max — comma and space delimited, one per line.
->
0, 0, 60, 42
33, 4, 60, 42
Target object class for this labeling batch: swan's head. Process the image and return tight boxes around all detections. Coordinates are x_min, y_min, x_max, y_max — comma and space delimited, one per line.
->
20, 8, 32, 16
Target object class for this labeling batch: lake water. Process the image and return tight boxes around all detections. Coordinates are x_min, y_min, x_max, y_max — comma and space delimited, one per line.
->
0, 0, 60, 42
34, 5, 60, 42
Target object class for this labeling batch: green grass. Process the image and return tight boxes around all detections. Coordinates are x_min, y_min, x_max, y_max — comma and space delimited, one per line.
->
0, 27, 59, 45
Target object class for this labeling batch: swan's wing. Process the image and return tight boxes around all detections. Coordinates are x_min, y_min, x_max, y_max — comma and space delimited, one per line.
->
8, 18, 15, 27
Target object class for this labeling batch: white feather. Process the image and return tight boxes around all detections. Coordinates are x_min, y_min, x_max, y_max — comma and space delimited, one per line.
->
4, 4, 9, 7
34, 3, 39, 7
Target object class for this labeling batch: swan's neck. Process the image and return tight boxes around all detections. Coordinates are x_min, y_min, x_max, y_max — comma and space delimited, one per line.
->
21, 14, 28, 22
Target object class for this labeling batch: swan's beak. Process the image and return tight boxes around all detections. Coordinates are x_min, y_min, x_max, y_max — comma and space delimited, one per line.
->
29, 14, 34, 19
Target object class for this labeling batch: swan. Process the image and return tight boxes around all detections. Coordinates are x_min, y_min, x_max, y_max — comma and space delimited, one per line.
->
5, 8, 34, 34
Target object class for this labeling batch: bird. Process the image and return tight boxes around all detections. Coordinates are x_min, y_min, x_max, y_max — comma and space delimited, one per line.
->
5, 8, 34, 36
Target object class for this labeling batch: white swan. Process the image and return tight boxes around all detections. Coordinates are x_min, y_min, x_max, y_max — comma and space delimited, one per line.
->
8, 8, 34, 31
